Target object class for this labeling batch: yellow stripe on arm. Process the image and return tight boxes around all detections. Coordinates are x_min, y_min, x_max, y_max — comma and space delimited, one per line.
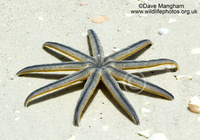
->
17, 61, 92, 75
74, 69, 101, 126
108, 66, 174, 100
88, 29, 104, 64
43, 42, 94, 62
101, 68, 140, 125
24, 67, 93, 107
111, 59, 179, 71
104, 40, 152, 62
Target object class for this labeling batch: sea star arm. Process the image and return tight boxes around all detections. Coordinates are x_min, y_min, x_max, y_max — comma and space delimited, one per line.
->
104, 39, 152, 62
43, 42, 94, 62
74, 69, 101, 126
24, 67, 93, 106
17, 61, 93, 75
108, 59, 179, 71
108, 66, 174, 100
88, 29, 104, 64
101, 68, 140, 124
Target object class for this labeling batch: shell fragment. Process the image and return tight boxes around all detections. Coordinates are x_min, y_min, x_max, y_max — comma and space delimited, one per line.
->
188, 96, 200, 113
138, 129, 151, 138
91, 16, 108, 24
148, 133, 168, 140
158, 28, 170, 35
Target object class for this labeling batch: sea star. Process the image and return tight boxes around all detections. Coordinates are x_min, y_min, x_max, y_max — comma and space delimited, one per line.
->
17, 29, 178, 126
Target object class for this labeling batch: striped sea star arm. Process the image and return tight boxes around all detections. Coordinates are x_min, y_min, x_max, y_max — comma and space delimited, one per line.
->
108, 66, 174, 100
101, 68, 140, 125
74, 69, 101, 126
109, 59, 178, 70
43, 42, 94, 62
24, 67, 93, 106
104, 40, 152, 62
88, 29, 104, 64
17, 61, 93, 75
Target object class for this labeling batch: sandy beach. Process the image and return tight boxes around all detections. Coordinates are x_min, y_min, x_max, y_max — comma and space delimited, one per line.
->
1, 0, 200, 139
